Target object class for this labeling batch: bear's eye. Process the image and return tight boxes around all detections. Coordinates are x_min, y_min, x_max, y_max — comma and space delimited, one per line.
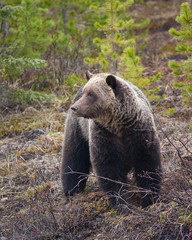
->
87, 92, 94, 98
87, 92, 96, 102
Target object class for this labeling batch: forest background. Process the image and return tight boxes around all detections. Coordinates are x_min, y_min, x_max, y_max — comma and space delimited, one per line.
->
0, 0, 192, 240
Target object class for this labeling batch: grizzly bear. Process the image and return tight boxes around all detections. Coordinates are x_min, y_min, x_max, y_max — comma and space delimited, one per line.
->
61, 71, 162, 208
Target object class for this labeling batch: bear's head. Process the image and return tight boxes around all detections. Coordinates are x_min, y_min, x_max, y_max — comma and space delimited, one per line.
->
70, 71, 121, 119
70, 71, 140, 132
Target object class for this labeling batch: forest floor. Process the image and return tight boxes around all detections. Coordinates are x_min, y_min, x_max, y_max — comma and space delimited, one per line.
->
1, 1, 192, 240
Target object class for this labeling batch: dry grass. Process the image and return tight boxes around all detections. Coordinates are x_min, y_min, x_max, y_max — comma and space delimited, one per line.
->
0, 102, 191, 240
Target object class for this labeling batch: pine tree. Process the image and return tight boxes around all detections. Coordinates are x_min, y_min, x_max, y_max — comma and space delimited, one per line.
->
0, 0, 103, 85
169, 2, 192, 105
3, 0, 55, 57
0, 1, 51, 83
40, 0, 104, 85
58, 0, 103, 56
84, 0, 149, 84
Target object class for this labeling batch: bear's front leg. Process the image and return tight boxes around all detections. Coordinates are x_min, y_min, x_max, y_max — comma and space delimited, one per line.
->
89, 124, 130, 206
61, 113, 91, 197
133, 136, 162, 208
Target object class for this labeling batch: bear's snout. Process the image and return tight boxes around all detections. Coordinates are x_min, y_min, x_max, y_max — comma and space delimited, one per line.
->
71, 106, 78, 112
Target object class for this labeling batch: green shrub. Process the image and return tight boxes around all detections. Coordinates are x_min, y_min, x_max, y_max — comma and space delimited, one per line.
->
0, 84, 55, 110
169, 2, 192, 106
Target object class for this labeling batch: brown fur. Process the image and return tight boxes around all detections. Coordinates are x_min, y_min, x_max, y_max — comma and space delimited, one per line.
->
61, 72, 162, 208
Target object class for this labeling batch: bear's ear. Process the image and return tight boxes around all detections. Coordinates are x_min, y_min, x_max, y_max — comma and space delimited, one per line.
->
106, 75, 116, 89
85, 71, 93, 81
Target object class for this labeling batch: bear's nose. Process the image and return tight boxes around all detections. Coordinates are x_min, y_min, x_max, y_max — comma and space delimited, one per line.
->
71, 106, 78, 112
